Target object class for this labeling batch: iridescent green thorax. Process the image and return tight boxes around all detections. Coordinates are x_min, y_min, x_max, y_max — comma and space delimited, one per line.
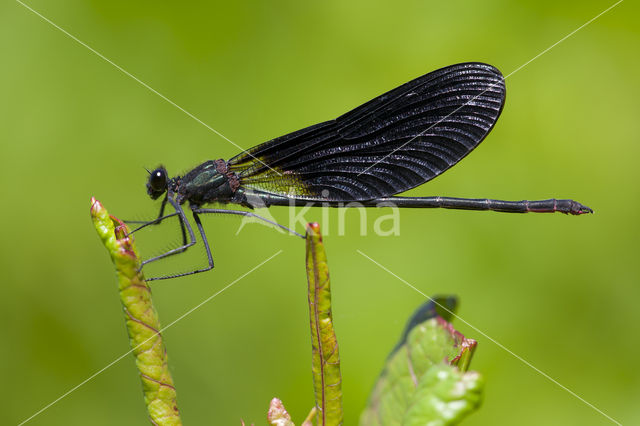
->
175, 159, 240, 207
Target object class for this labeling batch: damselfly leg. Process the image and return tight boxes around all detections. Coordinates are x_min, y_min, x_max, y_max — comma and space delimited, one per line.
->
127, 195, 303, 281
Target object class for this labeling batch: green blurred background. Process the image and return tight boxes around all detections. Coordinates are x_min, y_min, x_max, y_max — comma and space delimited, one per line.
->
1, 1, 638, 425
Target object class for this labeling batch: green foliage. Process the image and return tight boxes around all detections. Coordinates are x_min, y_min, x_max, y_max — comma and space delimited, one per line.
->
360, 300, 482, 425
305, 223, 343, 425
91, 198, 181, 426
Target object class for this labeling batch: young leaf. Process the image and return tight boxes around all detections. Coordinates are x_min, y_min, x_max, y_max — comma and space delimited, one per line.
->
267, 398, 296, 426
90, 197, 181, 425
360, 298, 482, 425
305, 223, 343, 426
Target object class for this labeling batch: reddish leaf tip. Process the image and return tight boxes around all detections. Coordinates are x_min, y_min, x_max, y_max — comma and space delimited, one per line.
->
306, 222, 323, 242
307, 222, 320, 232
267, 397, 292, 423
90, 197, 102, 216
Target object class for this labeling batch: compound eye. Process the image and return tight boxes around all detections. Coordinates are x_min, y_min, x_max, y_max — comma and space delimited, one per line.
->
149, 168, 167, 192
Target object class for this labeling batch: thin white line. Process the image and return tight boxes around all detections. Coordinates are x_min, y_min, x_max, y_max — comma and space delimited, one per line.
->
356, 250, 621, 426
17, 250, 283, 426
15, 0, 282, 176
356, 0, 623, 178
505, 0, 624, 78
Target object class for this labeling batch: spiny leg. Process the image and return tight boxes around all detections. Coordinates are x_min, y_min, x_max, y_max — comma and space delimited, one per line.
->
146, 207, 301, 280
141, 196, 196, 268
129, 211, 189, 252
138, 204, 302, 280
126, 193, 186, 249
177, 210, 188, 248
124, 193, 170, 225
146, 211, 215, 281
125, 193, 185, 244
192, 208, 305, 238
127, 211, 180, 234
157, 195, 188, 247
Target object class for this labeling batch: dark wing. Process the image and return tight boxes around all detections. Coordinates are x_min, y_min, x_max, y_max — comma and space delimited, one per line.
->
228, 62, 506, 201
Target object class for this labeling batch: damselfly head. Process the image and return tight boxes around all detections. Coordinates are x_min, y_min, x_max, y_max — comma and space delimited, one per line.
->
146, 166, 168, 199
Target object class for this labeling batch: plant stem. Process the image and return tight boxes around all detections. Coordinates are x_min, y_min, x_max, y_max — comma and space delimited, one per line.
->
90, 197, 181, 426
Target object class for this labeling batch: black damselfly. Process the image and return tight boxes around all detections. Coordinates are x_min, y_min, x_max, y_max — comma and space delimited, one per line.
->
130, 62, 592, 280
